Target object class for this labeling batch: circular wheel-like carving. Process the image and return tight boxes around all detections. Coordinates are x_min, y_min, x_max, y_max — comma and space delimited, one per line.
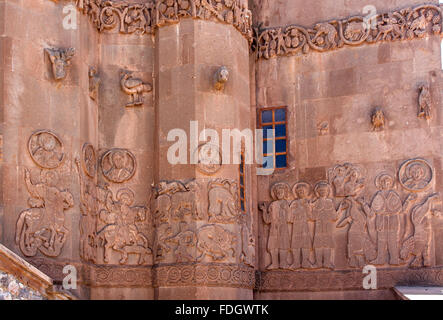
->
101, 148, 136, 183
398, 158, 433, 192
28, 130, 64, 169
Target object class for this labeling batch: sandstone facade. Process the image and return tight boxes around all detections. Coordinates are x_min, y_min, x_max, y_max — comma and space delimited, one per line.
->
0, 0, 443, 300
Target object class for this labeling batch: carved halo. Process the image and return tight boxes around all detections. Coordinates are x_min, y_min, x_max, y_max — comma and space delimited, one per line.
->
28, 130, 65, 169
101, 148, 137, 183
314, 181, 332, 198
375, 172, 395, 190
292, 182, 312, 199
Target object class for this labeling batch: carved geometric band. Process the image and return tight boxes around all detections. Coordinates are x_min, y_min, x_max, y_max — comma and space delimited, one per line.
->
253, 4, 443, 60
257, 267, 443, 292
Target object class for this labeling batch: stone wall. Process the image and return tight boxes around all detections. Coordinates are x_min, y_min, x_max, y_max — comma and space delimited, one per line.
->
0, 0, 443, 300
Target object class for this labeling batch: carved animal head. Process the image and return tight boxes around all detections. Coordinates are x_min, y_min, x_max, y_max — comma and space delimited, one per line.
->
45, 48, 75, 81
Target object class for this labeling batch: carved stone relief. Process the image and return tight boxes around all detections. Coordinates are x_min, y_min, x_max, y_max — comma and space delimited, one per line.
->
371, 108, 385, 131
214, 66, 229, 91
401, 193, 442, 267
74, 0, 253, 41
418, 84, 432, 120
45, 48, 75, 81
195, 143, 222, 175
28, 130, 65, 169
259, 159, 440, 271
153, 179, 254, 267
208, 179, 240, 224
259, 182, 291, 270
89, 67, 101, 101
16, 169, 74, 257
101, 148, 136, 183
254, 4, 442, 60
398, 158, 433, 192
120, 70, 152, 107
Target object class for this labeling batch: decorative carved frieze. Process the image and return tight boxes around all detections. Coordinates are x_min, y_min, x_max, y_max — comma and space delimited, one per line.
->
74, 0, 253, 41
18, 131, 73, 258
257, 267, 443, 292
253, 4, 443, 60
258, 159, 442, 271
153, 263, 255, 289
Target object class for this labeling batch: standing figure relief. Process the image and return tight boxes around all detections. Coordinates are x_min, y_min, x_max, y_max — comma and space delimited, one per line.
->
260, 182, 291, 270
259, 159, 439, 271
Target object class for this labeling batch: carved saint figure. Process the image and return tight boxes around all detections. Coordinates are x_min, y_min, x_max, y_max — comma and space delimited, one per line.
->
260, 183, 291, 270
401, 193, 442, 267
75, 158, 98, 263
418, 85, 432, 120
312, 23, 338, 49
289, 182, 312, 269
214, 66, 229, 91
28, 131, 64, 169
16, 169, 74, 257
45, 47, 75, 81
310, 181, 338, 269
363, 174, 416, 265
89, 67, 101, 101
82, 143, 97, 178
371, 108, 385, 131
101, 149, 136, 183
97, 188, 151, 265
238, 213, 255, 267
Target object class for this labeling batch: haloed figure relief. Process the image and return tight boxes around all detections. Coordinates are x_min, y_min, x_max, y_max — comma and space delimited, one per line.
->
260, 183, 291, 270
97, 188, 151, 265
289, 182, 313, 269
311, 181, 338, 269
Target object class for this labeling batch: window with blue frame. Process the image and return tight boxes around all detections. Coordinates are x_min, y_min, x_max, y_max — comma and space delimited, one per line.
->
259, 107, 288, 170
